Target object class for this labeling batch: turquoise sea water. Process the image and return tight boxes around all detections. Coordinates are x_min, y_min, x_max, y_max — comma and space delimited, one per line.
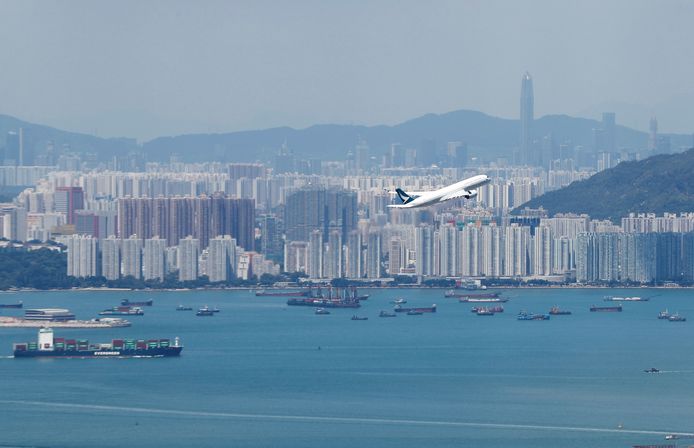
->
0, 288, 693, 448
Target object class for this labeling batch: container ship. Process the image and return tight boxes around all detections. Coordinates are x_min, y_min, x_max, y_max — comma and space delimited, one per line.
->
590, 304, 623, 312
13, 328, 182, 358
393, 304, 437, 313
121, 299, 154, 307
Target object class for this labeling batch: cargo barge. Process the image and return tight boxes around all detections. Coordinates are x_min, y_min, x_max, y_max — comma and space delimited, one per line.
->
255, 289, 309, 297
121, 299, 154, 307
287, 298, 360, 308
13, 328, 182, 358
99, 306, 144, 316
0, 301, 23, 308
393, 304, 437, 313
517, 311, 550, 321
458, 297, 508, 303
445, 290, 500, 299
590, 304, 623, 312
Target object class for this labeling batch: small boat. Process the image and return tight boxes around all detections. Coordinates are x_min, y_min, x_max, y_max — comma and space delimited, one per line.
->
121, 299, 154, 307
379, 310, 396, 318
406, 310, 423, 315
391, 298, 407, 304
0, 301, 23, 309
196, 306, 215, 316
549, 306, 572, 315
351, 315, 368, 321
643, 367, 660, 373
315, 308, 331, 315
657, 309, 671, 319
176, 305, 193, 311
668, 313, 686, 322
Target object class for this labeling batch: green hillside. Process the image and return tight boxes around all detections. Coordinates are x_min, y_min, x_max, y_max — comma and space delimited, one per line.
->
516, 148, 694, 221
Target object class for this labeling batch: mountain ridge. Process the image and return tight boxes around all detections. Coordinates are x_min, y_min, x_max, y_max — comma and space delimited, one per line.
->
0, 109, 691, 163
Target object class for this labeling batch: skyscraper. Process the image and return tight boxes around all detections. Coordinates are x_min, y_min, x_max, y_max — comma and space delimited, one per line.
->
207, 235, 237, 282
649, 116, 658, 152
520, 72, 534, 165
602, 112, 616, 153
54, 187, 85, 225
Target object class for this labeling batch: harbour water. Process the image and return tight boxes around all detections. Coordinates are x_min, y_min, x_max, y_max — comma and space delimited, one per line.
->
1, 288, 693, 447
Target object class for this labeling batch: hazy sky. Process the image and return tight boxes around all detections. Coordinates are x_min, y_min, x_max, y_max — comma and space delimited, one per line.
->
1, 0, 693, 140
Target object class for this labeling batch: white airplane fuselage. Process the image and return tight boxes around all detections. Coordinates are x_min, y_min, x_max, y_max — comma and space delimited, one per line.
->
388, 174, 491, 209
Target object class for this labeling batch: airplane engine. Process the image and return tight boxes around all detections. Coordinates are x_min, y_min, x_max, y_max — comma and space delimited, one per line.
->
463, 189, 478, 199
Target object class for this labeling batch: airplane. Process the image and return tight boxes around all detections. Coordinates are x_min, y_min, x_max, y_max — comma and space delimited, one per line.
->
387, 174, 491, 209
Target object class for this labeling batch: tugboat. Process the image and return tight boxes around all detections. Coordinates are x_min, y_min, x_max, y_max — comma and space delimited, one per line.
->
196, 306, 215, 316
351, 315, 368, 321
657, 309, 671, 319
549, 306, 572, 315
315, 308, 331, 315
176, 305, 193, 311
379, 310, 397, 318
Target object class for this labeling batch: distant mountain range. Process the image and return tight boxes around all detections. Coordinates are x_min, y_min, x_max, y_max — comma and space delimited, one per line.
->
515, 148, 694, 221
1, 110, 692, 163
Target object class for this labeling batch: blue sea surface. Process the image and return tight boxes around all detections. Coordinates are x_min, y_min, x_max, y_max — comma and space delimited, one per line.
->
0, 288, 693, 447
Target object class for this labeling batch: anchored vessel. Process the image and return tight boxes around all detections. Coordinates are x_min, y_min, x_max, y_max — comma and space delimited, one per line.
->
0, 301, 23, 308
517, 311, 550, 321
394, 304, 437, 313
548, 306, 572, 315
590, 304, 623, 312
99, 306, 144, 316
13, 328, 182, 358
121, 299, 154, 307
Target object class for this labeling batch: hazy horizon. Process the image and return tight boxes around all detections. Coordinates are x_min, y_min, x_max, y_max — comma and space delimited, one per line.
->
1, 0, 693, 140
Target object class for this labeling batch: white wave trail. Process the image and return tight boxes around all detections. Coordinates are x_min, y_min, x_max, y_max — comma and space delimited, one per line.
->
0, 400, 688, 437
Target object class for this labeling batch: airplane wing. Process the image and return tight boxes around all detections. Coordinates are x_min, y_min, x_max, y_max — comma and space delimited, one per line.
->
440, 190, 473, 202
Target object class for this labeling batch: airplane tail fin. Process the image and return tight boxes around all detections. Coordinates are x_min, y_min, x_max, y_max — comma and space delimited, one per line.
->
395, 188, 414, 204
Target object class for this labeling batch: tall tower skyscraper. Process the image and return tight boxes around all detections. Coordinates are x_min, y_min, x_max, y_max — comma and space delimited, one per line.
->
649, 116, 658, 152
520, 72, 534, 165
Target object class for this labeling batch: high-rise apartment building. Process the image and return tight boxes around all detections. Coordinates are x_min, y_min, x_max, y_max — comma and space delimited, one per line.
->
121, 235, 143, 279
178, 236, 200, 281
207, 235, 237, 282
101, 236, 121, 280
143, 237, 166, 281
66, 235, 97, 278
54, 187, 84, 225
